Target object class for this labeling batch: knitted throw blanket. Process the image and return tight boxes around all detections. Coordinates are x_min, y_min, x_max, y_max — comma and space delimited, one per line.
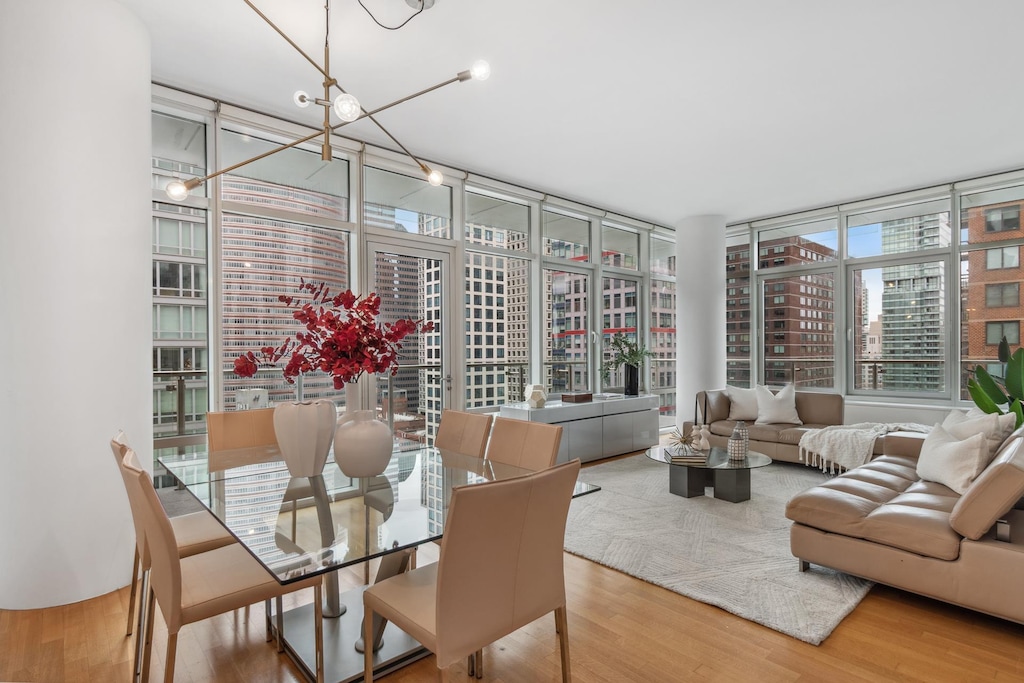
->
799, 422, 931, 473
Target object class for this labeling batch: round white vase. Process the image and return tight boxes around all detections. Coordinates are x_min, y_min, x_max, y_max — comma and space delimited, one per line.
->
334, 410, 394, 478
273, 400, 337, 477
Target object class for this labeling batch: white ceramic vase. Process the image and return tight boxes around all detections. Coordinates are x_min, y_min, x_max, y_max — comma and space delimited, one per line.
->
334, 410, 394, 478
273, 399, 337, 477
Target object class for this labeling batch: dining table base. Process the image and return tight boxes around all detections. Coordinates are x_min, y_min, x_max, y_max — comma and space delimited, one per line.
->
277, 586, 428, 683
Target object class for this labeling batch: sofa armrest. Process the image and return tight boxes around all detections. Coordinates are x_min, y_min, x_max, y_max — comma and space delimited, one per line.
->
881, 431, 927, 459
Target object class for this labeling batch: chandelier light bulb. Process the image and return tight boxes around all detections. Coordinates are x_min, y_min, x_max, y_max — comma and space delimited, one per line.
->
427, 169, 444, 186
334, 93, 361, 122
470, 60, 491, 81
293, 90, 311, 108
165, 179, 189, 201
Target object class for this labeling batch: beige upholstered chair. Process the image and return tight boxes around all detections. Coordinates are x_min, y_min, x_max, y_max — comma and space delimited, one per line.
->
109, 434, 233, 665
485, 417, 563, 470
119, 447, 325, 683
434, 410, 494, 458
362, 458, 581, 683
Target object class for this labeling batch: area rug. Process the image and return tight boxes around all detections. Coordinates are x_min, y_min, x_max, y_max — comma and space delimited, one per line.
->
565, 455, 872, 645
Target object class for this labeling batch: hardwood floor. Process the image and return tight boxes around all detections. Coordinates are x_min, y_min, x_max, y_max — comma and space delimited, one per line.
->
3, 553, 1023, 682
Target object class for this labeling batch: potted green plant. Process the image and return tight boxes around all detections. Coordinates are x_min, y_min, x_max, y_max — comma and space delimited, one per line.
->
600, 332, 654, 396
967, 335, 1024, 428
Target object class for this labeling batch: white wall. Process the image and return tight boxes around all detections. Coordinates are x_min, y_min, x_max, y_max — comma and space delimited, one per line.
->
0, 0, 152, 608
675, 215, 726, 428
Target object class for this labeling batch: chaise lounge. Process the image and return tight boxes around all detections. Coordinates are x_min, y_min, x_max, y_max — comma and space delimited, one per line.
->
786, 424, 1024, 624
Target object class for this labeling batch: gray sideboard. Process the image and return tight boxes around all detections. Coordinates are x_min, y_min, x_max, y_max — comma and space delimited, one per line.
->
498, 395, 660, 464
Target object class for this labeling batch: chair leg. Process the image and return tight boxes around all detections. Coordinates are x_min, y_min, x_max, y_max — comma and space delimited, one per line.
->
126, 548, 140, 636
439, 665, 451, 683
276, 596, 284, 653
364, 604, 375, 683
474, 649, 483, 679
265, 599, 273, 642
555, 606, 572, 683
164, 632, 178, 683
133, 570, 149, 680
314, 584, 324, 683
141, 589, 156, 683
467, 654, 474, 677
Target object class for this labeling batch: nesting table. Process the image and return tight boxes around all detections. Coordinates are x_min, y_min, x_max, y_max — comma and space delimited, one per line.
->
645, 445, 772, 503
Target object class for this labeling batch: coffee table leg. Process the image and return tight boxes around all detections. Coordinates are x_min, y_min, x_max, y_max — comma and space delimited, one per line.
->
669, 465, 707, 498
713, 469, 751, 503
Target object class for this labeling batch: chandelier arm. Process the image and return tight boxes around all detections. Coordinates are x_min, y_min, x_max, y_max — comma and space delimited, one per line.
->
187, 128, 325, 187
329, 75, 461, 132
242, 0, 330, 82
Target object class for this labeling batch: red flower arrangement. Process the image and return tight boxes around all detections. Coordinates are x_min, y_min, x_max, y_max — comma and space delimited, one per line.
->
233, 280, 434, 390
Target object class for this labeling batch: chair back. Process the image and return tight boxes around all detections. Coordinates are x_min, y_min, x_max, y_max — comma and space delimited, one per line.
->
434, 458, 580, 667
110, 433, 154, 569
435, 410, 494, 458
206, 407, 277, 452
485, 417, 562, 470
120, 447, 185, 633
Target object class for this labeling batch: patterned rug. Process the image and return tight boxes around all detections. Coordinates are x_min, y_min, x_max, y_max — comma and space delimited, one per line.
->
565, 454, 872, 645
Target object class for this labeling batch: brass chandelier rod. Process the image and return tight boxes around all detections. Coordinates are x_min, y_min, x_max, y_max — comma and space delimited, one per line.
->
166, 0, 490, 201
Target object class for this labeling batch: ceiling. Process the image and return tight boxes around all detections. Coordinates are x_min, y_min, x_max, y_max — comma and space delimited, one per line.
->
117, 0, 1024, 227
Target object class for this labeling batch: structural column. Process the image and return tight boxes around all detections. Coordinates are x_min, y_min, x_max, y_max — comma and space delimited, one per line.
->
675, 215, 727, 429
0, 0, 152, 608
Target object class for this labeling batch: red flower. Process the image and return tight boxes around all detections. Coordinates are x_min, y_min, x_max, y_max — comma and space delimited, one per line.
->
232, 282, 431, 388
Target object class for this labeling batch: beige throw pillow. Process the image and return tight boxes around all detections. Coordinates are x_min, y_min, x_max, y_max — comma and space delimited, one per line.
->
726, 385, 759, 421
916, 423, 989, 495
941, 410, 1016, 461
754, 383, 802, 425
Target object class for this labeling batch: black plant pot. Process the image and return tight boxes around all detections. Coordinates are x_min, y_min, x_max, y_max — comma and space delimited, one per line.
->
624, 364, 639, 396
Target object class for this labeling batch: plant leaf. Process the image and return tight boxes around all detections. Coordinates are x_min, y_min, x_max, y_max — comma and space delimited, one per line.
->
973, 365, 1009, 405
968, 376, 1002, 414
999, 336, 1012, 364
1011, 398, 1024, 429
1005, 348, 1024, 401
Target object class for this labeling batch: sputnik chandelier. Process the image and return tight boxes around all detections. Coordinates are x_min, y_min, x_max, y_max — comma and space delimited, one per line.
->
165, 0, 489, 201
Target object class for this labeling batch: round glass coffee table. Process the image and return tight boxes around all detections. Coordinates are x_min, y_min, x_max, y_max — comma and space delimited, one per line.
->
646, 445, 772, 503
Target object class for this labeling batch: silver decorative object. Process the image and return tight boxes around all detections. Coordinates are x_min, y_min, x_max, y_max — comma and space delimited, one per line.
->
728, 428, 746, 461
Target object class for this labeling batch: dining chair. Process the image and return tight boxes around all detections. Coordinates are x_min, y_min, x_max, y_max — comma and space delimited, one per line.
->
485, 417, 563, 470
362, 458, 581, 683
120, 446, 325, 683
109, 433, 234, 673
434, 410, 494, 458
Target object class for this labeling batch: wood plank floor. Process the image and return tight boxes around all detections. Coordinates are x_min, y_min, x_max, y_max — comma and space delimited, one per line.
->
4, 553, 1023, 682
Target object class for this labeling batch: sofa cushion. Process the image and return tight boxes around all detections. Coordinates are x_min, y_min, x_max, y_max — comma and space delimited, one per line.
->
950, 431, 1024, 540
755, 383, 802, 425
942, 410, 1016, 460
726, 386, 759, 421
786, 455, 962, 560
916, 424, 989, 495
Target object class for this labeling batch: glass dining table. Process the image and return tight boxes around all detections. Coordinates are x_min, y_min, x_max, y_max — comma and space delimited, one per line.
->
156, 442, 599, 683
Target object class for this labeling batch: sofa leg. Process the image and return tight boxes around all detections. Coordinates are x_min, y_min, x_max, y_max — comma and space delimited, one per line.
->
798, 559, 810, 572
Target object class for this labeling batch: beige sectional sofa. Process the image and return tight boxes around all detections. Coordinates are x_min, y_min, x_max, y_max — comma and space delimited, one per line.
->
786, 430, 1024, 625
683, 389, 848, 464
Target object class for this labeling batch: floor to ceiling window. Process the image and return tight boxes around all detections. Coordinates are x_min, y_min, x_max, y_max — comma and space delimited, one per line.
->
219, 127, 352, 411
543, 209, 593, 392
151, 111, 210, 441
649, 233, 677, 423
464, 190, 531, 406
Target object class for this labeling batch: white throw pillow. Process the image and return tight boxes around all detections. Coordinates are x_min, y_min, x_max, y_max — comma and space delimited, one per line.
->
755, 384, 802, 425
942, 409, 1016, 461
916, 423, 988, 495
726, 385, 760, 421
